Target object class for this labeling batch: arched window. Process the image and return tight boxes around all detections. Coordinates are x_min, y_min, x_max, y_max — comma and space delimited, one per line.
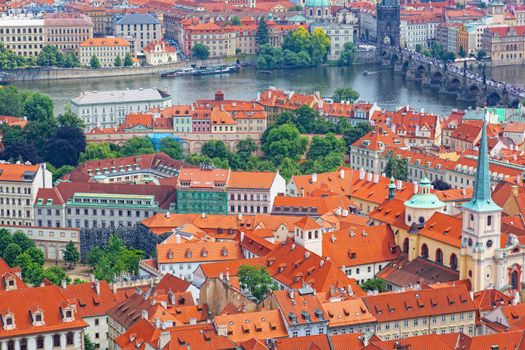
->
7, 341, 14, 350
512, 270, 520, 290
450, 254, 458, 270
421, 244, 429, 259
436, 249, 443, 264
36, 336, 44, 349
403, 238, 409, 254
20, 338, 27, 350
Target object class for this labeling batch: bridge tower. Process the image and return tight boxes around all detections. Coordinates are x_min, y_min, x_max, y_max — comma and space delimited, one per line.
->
376, 0, 400, 49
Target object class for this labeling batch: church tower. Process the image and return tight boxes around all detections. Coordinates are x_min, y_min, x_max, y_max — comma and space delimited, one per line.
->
460, 118, 502, 292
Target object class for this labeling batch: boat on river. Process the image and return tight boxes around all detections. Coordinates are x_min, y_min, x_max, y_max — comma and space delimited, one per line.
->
161, 64, 240, 78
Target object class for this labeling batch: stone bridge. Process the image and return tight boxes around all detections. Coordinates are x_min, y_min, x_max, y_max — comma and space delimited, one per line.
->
380, 47, 525, 108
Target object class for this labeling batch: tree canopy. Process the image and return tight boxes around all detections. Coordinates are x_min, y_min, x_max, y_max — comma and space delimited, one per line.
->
333, 87, 360, 103
256, 17, 269, 46
192, 44, 210, 60
337, 42, 357, 65
238, 265, 277, 302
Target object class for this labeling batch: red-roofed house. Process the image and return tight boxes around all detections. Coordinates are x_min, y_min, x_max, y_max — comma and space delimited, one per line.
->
144, 39, 177, 65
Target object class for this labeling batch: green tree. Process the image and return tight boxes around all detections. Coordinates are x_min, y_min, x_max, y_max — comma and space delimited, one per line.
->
159, 137, 183, 160
0, 86, 25, 117
2, 243, 21, 267
114, 54, 122, 67
47, 164, 75, 183
0, 43, 35, 69
459, 46, 467, 58
230, 16, 241, 25
86, 247, 105, 269
360, 278, 387, 292
236, 138, 257, 162
90, 54, 101, 69
42, 265, 69, 286
278, 157, 300, 181
119, 137, 155, 157
12, 231, 34, 251
202, 140, 229, 159
192, 44, 210, 60
342, 122, 373, 149
477, 49, 486, 60
309, 28, 331, 65
432, 179, 452, 190
238, 265, 277, 302
256, 17, 269, 47
36, 45, 64, 67
23, 92, 54, 122
256, 45, 284, 69
333, 87, 360, 103
62, 51, 80, 68
62, 241, 80, 269
44, 126, 86, 167
84, 335, 96, 350
0, 229, 13, 253
80, 143, 117, 162
262, 123, 307, 165
124, 52, 134, 67
306, 133, 345, 161
57, 105, 85, 129
338, 42, 357, 65
384, 151, 408, 181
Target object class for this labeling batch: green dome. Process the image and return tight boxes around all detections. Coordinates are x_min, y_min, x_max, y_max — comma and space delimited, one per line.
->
305, 0, 330, 7
404, 177, 445, 209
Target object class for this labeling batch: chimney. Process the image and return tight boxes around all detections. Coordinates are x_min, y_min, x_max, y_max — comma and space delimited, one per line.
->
168, 291, 175, 305
366, 172, 373, 182
335, 207, 342, 216
512, 185, 519, 196
201, 212, 206, 218
373, 174, 379, 184
413, 180, 419, 194
175, 233, 181, 244
61, 279, 67, 289
311, 173, 317, 183
165, 211, 171, 218
342, 209, 349, 217
225, 268, 230, 281
397, 180, 403, 190
159, 331, 171, 348
240, 231, 245, 242
238, 213, 243, 221
94, 280, 100, 295
339, 168, 345, 179
189, 317, 197, 325
154, 317, 161, 328
141, 310, 148, 319
359, 168, 365, 180
288, 290, 294, 299
217, 323, 228, 336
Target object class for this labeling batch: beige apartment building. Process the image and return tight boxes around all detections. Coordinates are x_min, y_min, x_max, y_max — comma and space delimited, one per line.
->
363, 286, 476, 341
0, 14, 44, 56
79, 37, 131, 67
184, 22, 236, 58
113, 13, 161, 53
43, 13, 93, 52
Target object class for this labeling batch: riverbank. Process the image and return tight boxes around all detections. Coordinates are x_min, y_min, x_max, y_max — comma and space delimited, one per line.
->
0, 57, 234, 82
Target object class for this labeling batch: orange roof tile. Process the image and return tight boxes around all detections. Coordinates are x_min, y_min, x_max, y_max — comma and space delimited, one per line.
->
214, 310, 288, 342
227, 171, 277, 189
80, 37, 130, 47
157, 241, 243, 264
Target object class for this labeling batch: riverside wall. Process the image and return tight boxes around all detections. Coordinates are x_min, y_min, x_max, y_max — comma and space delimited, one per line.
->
1, 57, 229, 81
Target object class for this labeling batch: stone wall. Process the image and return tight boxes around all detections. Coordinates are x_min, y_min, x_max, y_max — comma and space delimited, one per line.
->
2, 58, 227, 81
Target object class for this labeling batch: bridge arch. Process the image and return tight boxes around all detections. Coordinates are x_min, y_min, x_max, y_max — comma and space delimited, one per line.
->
468, 84, 482, 96
430, 71, 444, 85
447, 78, 461, 92
486, 92, 502, 106
509, 99, 521, 109
414, 64, 426, 79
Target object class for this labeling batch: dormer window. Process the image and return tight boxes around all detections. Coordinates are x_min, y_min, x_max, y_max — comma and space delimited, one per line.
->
221, 248, 228, 257
167, 250, 174, 259
31, 309, 44, 326
61, 306, 74, 322
3, 313, 15, 330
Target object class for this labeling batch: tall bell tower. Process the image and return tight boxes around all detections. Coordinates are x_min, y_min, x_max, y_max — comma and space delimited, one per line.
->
460, 118, 502, 292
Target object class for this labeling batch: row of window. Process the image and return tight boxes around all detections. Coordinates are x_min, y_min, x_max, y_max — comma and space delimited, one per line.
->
3, 332, 75, 350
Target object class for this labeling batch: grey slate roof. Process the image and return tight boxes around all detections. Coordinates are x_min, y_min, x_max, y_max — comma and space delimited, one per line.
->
115, 13, 159, 25
71, 88, 170, 105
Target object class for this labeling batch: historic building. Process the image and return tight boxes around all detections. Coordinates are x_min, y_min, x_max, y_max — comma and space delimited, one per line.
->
311, 8, 359, 60
78, 37, 131, 68
0, 162, 52, 227
376, 0, 400, 48
113, 13, 162, 53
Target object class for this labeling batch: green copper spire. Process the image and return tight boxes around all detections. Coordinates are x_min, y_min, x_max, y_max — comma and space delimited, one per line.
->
463, 117, 501, 212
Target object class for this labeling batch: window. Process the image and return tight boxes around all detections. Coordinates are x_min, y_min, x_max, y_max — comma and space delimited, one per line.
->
36, 336, 44, 349
487, 215, 492, 226
67, 332, 74, 345
20, 338, 27, 350
53, 334, 60, 347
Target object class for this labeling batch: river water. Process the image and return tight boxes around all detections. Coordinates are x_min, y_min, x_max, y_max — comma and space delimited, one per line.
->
14, 63, 522, 116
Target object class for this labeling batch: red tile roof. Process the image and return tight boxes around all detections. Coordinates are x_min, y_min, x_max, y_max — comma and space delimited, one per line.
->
62, 280, 119, 317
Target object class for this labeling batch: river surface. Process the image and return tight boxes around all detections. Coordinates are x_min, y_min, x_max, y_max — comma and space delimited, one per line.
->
13, 63, 524, 116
